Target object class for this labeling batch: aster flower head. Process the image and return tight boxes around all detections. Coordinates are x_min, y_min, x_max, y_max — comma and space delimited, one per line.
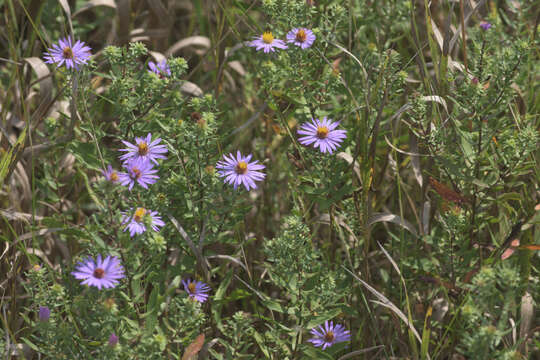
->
309, 320, 351, 350
249, 31, 288, 53
43, 37, 91, 70
71, 255, 125, 290
117, 158, 159, 190
121, 207, 165, 237
182, 278, 211, 303
216, 151, 266, 191
148, 59, 171, 77
119, 133, 168, 165
286, 28, 316, 49
480, 21, 492, 30
38, 306, 50, 322
297, 117, 347, 154
102, 165, 119, 183
108, 333, 119, 347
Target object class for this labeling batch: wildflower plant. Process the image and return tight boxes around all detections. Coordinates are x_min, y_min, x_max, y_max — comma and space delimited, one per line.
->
4, 0, 538, 359
43, 37, 92, 70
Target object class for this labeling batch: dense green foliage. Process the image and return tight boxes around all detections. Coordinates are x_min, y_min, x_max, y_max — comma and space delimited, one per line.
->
0, 0, 538, 359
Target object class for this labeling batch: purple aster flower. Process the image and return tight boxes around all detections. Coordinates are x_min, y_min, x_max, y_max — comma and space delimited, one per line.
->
119, 133, 168, 165
117, 158, 159, 190
102, 165, 119, 183
148, 59, 171, 77
215, 151, 266, 191
480, 21, 492, 30
108, 333, 119, 347
43, 37, 91, 70
308, 320, 351, 350
286, 28, 316, 49
249, 31, 288, 53
38, 306, 50, 322
182, 278, 211, 303
297, 117, 347, 154
71, 255, 125, 290
121, 207, 165, 237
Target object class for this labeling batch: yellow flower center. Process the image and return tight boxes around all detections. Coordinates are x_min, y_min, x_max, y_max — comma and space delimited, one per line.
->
295, 29, 307, 42
132, 167, 141, 179
133, 207, 146, 222
138, 142, 149, 156
235, 161, 248, 175
93, 268, 105, 279
262, 32, 274, 44
63, 47, 74, 59
316, 126, 329, 139
324, 331, 335, 342
188, 282, 196, 293
110, 171, 118, 182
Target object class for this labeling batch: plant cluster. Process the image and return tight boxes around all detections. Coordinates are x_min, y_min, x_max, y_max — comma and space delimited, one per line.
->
0, 0, 538, 359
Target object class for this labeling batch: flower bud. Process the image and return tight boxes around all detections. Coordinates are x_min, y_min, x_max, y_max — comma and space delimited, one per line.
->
108, 333, 119, 347
38, 306, 50, 322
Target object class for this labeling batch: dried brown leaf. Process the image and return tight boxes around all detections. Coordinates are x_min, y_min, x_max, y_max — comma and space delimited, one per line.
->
182, 334, 205, 360
429, 177, 470, 206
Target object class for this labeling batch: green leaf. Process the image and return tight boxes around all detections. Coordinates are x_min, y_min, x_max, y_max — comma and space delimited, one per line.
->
144, 286, 160, 336
253, 331, 271, 358
262, 298, 286, 313
305, 308, 343, 329
0, 126, 26, 189
301, 345, 334, 360
214, 269, 233, 301
21, 337, 40, 352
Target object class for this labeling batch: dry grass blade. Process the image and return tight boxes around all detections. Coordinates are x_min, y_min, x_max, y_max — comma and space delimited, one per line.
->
72, 0, 116, 17
182, 334, 205, 360
167, 213, 209, 278
421, 95, 448, 114
337, 345, 384, 360
329, 41, 368, 83
377, 241, 402, 278
409, 133, 423, 187
384, 136, 431, 157
12, 162, 31, 203
368, 212, 418, 237
24, 57, 53, 123
377, 242, 430, 358
131, 28, 169, 42
149, 51, 166, 63
448, 0, 487, 53
422, 201, 431, 235
315, 213, 360, 244
180, 82, 203, 97
206, 255, 248, 273
228, 61, 246, 76
24, 57, 52, 103
166, 36, 211, 57
337, 152, 362, 183
1, 240, 8, 261
430, 19, 444, 52
343, 266, 423, 344
0, 210, 42, 223
57, 0, 74, 36
519, 291, 534, 355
